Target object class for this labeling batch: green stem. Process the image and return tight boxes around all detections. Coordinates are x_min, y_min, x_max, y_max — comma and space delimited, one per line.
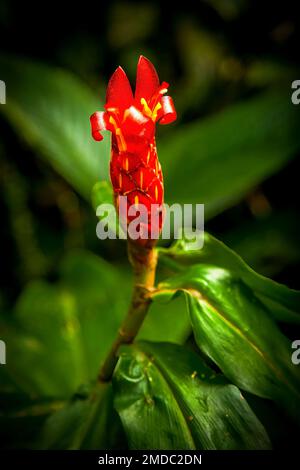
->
99, 240, 158, 382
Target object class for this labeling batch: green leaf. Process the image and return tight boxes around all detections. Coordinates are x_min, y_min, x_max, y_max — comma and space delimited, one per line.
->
153, 265, 300, 423
91, 181, 114, 212
0, 250, 129, 397
39, 383, 125, 450
113, 341, 271, 449
138, 293, 190, 344
59, 250, 131, 380
160, 90, 299, 218
114, 346, 195, 450
159, 232, 300, 324
1, 282, 88, 397
0, 55, 110, 199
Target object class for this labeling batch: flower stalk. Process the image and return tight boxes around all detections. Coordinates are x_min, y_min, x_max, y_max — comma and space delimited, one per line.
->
99, 241, 157, 382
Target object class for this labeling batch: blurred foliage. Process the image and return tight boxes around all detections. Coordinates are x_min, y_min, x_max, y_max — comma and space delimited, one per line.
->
0, 0, 300, 451
0, 56, 110, 200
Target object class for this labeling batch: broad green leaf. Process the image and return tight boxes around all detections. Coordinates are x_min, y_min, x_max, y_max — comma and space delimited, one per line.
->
114, 342, 270, 449
0, 55, 110, 199
39, 383, 125, 450
1, 282, 88, 397
113, 345, 195, 450
91, 181, 114, 212
159, 232, 300, 324
153, 265, 300, 423
0, 250, 128, 397
138, 293, 190, 344
59, 250, 131, 380
160, 90, 299, 218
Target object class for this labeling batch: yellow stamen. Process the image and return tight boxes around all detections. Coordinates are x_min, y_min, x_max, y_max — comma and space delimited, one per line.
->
140, 170, 144, 189
155, 185, 158, 200
134, 195, 139, 207
140, 98, 152, 118
109, 115, 127, 152
119, 173, 122, 188
109, 115, 118, 128
123, 108, 130, 122
124, 158, 129, 171
147, 150, 150, 164
116, 128, 127, 152
152, 102, 162, 122
141, 98, 162, 122
106, 106, 118, 112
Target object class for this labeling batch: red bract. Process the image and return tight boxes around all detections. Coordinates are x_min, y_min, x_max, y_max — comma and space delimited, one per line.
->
90, 55, 176, 244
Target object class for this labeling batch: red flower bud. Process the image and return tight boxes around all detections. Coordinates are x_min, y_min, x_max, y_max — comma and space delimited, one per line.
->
90, 56, 176, 244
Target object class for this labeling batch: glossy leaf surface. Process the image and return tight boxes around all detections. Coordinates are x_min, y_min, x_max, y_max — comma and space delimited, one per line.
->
153, 263, 300, 423
113, 341, 271, 449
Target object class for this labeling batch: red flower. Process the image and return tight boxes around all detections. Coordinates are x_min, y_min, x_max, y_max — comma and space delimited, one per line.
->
90, 55, 176, 244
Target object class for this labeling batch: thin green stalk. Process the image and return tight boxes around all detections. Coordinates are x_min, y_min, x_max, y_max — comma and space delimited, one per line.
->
99, 240, 158, 382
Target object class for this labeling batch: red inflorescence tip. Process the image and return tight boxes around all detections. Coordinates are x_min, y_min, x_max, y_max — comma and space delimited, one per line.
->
90, 56, 177, 244
135, 55, 160, 102
106, 66, 133, 109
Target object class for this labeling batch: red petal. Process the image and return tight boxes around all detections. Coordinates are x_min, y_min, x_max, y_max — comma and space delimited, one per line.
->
135, 55, 160, 102
159, 96, 177, 125
124, 105, 149, 126
106, 66, 133, 109
122, 105, 155, 140
90, 111, 109, 141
